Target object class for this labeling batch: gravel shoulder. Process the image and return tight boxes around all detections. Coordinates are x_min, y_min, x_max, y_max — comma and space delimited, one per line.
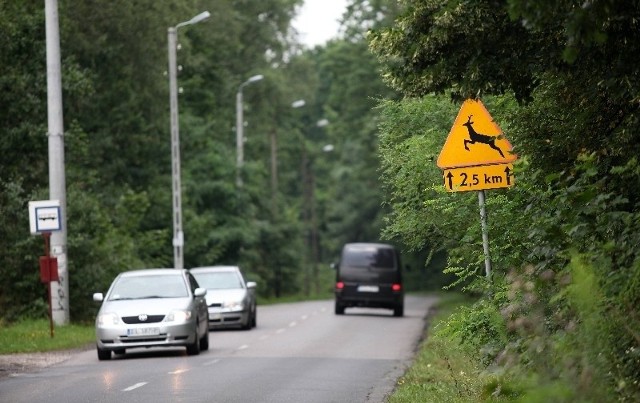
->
0, 347, 90, 379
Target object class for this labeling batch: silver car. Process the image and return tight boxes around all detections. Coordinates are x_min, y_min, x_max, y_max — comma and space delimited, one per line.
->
190, 266, 257, 330
93, 269, 209, 360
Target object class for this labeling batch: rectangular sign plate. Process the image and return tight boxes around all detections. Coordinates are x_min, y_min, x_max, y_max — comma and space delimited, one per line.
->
28, 200, 61, 234
443, 164, 515, 192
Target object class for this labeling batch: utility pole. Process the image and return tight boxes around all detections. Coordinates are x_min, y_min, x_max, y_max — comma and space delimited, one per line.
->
167, 25, 184, 270
45, 0, 69, 324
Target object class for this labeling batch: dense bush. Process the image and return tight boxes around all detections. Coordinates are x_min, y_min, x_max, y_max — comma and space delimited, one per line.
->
373, 0, 640, 399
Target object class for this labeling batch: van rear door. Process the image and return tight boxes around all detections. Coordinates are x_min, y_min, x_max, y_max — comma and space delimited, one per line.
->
338, 244, 400, 299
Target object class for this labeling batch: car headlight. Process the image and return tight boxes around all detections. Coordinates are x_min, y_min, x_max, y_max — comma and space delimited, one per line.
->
166, 310, 192, 322
97, 312, 120, 326
222, 300, 244, 311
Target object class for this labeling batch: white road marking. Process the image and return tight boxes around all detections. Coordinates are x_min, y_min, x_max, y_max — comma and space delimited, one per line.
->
203, 359, 220, 366
276, 328, 285, 334
238, 344, 249, 350
168, 369, 189, 374
123, 382, 147, 392
289, 321, 297, 327
301, 314, 308, 320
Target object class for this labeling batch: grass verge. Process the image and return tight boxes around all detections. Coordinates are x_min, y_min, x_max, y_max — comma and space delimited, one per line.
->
0, 320, 94, 354
389, 292, 490, 403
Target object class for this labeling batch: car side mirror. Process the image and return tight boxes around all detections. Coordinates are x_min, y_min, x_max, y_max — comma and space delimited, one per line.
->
93, 292, 104, 302
246, 281, 257, 289
194, 287, 207, 297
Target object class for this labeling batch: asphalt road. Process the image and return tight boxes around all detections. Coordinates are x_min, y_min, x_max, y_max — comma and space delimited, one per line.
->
0, 295, 438, 403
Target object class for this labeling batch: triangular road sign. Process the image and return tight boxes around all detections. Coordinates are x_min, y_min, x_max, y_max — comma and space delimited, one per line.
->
437, 99, 517, 169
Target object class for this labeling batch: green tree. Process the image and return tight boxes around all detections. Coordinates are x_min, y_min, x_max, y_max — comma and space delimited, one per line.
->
0, 0, 312, 320
370, 0, 640, 399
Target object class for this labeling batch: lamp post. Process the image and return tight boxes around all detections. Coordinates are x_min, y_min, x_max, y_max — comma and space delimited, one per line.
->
236, 74, 264, 187
270, 99, 306, 298
168, 10, 210, 270
269, 99, 306, 215
302, 119, 330, 296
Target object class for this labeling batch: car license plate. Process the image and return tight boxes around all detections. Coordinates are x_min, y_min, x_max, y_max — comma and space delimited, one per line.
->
357, 285, 379, 293
127, 327, 160, 336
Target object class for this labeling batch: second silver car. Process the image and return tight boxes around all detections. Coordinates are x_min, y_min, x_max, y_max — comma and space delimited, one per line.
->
190, 266, 257, 330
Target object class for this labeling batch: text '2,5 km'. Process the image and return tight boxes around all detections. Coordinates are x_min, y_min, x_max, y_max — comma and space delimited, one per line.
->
443, 164, 514, 192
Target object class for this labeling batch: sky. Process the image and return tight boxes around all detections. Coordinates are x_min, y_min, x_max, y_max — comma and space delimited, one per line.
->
292, 0, 349, 48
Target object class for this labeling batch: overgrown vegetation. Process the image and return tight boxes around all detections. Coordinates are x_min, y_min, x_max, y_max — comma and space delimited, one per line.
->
390, 294, 488, 403
373, 0, 640, 401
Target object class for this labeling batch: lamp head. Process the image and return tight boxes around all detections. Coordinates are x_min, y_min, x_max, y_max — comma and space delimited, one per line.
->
189, 11, 210, 24
291, 99, 306, 108
176, 11, 210, 29
316, 118, 329, 127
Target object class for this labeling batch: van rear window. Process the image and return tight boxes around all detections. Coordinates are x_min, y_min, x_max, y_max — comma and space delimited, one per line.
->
342, 247, 395, 269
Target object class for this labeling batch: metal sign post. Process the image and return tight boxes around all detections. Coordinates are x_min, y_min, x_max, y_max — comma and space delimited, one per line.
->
29, 200, 61, 337
41, 232, 56, 338
478, 190, 492, 281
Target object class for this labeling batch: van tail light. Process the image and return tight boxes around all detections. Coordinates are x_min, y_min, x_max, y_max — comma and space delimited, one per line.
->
392, 283, 402, 292
335, 282, 345, 290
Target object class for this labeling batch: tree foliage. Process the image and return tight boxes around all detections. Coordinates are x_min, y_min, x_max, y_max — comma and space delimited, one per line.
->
372, 0, 640, 400
0, 0, 412, 323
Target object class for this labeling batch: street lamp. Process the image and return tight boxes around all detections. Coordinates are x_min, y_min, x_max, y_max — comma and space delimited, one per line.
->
236, 74, 264, 187
302, 119, 331, 296
168, 10, 210, 270
269, 98, 306, 209
269, 99, 306, 297
270, 98, 306, 214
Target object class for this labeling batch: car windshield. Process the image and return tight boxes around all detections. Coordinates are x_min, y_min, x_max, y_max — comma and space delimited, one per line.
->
192, 271, 243, 289
108, 274, 189, 300
342, 247, 396, 270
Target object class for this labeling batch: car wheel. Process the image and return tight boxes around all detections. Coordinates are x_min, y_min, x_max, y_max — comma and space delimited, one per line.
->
199, 331, 209, 351
97, 346, 111, 361
393, 304, 404, 317
335, 301, 345, 315
251, 308, 257, 328
186, 324, 201, 356
241, 313, 251, 330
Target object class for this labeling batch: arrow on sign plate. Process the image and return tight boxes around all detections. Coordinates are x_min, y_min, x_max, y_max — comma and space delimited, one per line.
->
443, 163, 514, 192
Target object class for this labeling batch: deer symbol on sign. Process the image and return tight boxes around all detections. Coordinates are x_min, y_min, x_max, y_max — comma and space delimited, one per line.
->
462, 115, 505, 158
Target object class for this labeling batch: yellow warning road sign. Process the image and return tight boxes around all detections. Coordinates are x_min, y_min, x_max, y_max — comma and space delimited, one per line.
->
443, 164, 515, 192
437, 99, 517, 169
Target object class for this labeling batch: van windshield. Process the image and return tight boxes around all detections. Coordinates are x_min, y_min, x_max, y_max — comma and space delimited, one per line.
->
342, 247, 396, 270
